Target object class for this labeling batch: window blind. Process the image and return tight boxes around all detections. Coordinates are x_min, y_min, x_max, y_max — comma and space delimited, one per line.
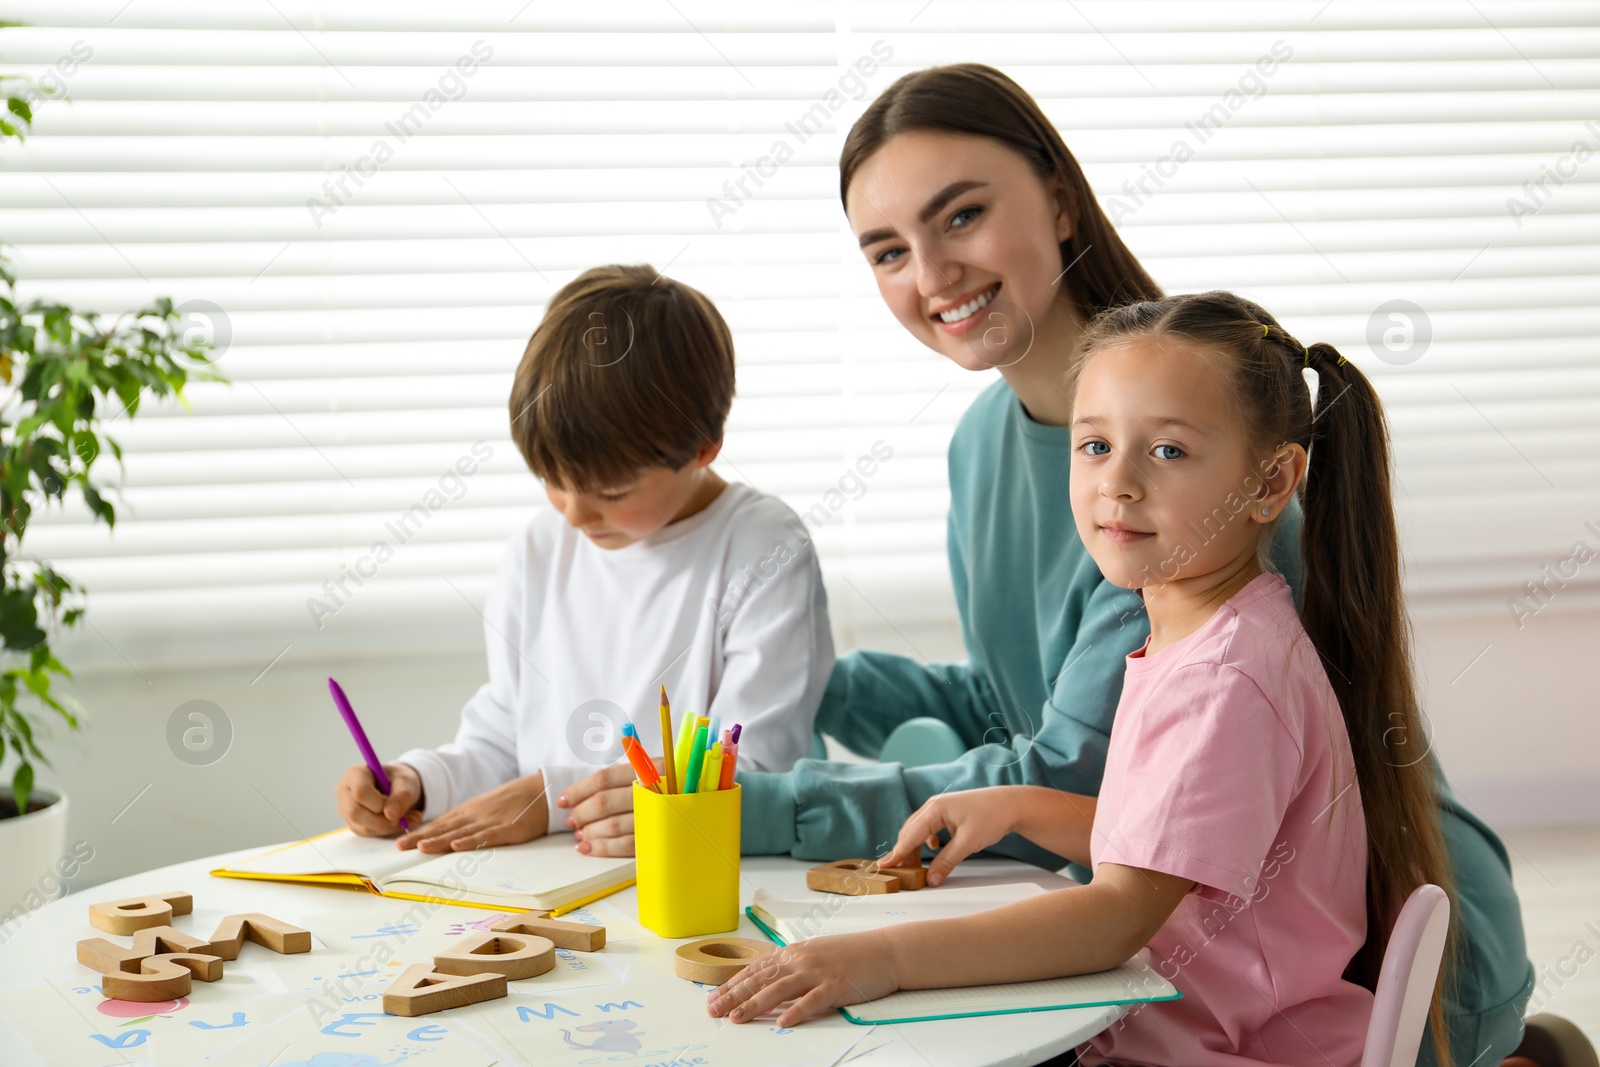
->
2, 0, 1596, 677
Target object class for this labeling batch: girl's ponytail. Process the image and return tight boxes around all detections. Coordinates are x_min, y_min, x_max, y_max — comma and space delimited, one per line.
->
1300, 343, 1456, 1067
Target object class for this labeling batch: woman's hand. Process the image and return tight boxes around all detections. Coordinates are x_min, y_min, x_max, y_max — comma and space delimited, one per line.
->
707, 932, 900, 1027
556, 761, 652, 857
337, 761, 424, 838
396, 771, 548, 854
879, 786, 1022, 886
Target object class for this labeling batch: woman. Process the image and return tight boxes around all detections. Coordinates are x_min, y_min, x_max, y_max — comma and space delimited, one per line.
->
559, 63, 1532, 1067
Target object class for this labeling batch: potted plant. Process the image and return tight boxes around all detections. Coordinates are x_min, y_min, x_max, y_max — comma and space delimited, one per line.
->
0, 68, 219, 913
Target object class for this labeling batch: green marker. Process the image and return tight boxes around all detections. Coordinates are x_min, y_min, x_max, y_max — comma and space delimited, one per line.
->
682, 725, 709, 795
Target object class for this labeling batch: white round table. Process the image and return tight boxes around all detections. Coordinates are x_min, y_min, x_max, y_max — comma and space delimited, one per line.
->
0, 845, 1121, 1067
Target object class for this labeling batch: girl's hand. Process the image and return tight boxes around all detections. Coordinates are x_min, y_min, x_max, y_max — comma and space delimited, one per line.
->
557, 762, 650, 857
396, 772, 548, 853
707, 932, 899, 1027
337, 761, 424, 838
879, 787, 1021, 886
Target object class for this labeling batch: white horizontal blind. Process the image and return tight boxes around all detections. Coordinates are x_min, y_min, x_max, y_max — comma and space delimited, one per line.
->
3, 1, 1597, 678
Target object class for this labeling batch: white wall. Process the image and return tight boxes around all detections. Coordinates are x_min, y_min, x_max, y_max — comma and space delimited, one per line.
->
31, 595, 1600, 894
1415, 609, 1600, 828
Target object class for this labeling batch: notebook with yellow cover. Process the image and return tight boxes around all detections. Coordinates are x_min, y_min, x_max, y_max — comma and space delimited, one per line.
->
746, 883, 1181, 1025
213, 828, 635, 913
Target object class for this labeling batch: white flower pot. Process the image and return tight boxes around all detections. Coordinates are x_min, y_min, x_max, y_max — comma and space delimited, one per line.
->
0, 787, 69, 922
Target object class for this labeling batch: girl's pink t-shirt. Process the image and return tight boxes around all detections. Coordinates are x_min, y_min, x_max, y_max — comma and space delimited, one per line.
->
1079, 572, 1372, 1067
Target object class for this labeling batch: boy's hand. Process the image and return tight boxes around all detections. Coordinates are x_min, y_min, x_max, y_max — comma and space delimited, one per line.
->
707, 931, 900, 1027
396, 771, 548, 854
557, 763, 648, 857
878, 787, 1021, 887
337, 761, 424, 838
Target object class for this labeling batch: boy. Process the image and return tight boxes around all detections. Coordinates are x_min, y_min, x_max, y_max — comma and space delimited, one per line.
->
336, 264, 833, 854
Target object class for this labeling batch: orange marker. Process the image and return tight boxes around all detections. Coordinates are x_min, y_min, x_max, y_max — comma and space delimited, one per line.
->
719, 731, 738, 791
621, 729, 661, 792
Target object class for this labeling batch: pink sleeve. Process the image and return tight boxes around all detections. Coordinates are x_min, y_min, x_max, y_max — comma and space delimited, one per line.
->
1095, 662, 1303, 902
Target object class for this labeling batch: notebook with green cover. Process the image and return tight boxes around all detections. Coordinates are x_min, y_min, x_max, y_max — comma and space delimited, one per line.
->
745, 882, 1182, 1025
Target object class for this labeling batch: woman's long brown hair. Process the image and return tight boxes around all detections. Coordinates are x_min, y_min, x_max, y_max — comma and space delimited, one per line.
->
1068, 290, 1456, 1067
839, 63, 1163, 317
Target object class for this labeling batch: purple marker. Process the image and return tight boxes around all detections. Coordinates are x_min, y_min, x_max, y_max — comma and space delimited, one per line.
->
329, 677, 409, 831
730, 722, 742, 745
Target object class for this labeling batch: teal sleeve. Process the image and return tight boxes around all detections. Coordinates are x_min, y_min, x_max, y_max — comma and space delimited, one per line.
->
739, 566, 1143, 862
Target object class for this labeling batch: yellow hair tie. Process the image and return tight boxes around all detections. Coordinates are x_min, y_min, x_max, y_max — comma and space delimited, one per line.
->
1262, 323, 1269, 338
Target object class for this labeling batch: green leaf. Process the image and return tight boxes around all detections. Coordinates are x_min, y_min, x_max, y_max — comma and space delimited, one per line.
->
6, 96, 31, 124
11, 760, 32, 815
0, 594, 44, 650
12, 709, 41, 760
82, 484, 114, 527
20, 668, 48, 700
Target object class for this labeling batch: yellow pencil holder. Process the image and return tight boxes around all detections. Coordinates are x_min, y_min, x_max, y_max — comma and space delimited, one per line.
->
634, 781, 741, 939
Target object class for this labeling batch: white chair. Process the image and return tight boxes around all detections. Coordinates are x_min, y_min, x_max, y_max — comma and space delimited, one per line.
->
1361, 883, 1451, 1067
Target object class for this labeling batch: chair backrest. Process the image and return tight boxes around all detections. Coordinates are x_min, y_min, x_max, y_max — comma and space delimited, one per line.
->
1361, 883, 1450, 1067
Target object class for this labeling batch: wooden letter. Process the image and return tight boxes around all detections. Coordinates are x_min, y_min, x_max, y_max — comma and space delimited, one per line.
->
88, 891, 194, 935
77, 926, 213, 975
490, 914, 605, 952
76, 938, 142, 976
100, 952, 221, 1002
433, 932, 555, 980
806, 859, 899, 896
207, 913, 312, 959
674, 938, 775, 984
382, 963, 506, 1017
881, 857, 928, 891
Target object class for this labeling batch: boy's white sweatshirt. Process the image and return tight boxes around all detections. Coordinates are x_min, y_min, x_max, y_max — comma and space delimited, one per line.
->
399, 481, 833, 833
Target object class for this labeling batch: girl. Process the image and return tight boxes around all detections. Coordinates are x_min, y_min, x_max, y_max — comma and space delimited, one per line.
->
707, 290, 1456, 1067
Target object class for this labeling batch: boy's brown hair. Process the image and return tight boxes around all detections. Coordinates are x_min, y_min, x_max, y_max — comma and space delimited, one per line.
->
509, 264, 735, 491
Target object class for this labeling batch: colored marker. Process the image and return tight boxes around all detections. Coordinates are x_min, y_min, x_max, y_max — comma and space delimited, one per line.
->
329, 677, 408, 831
659, 686, 678, 794
706, 715, 721, 755
703, 742, 723, 792
673, 709, 697, 789
621, 732, 660, 793
717, 729, 735, 790
682, 725, 709, 794
730, 722, 742, 745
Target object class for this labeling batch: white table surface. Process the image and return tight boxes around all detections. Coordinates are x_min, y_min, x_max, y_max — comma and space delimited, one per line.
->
0, 843, 1120, 1067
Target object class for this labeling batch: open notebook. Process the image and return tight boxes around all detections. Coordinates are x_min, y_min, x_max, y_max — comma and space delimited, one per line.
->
747, 883, 1181, 1025
213, 829, 635, 913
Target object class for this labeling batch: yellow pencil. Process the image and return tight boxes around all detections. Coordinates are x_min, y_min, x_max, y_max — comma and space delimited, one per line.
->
548, 878, 638, 918
659, 685, 678, 795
